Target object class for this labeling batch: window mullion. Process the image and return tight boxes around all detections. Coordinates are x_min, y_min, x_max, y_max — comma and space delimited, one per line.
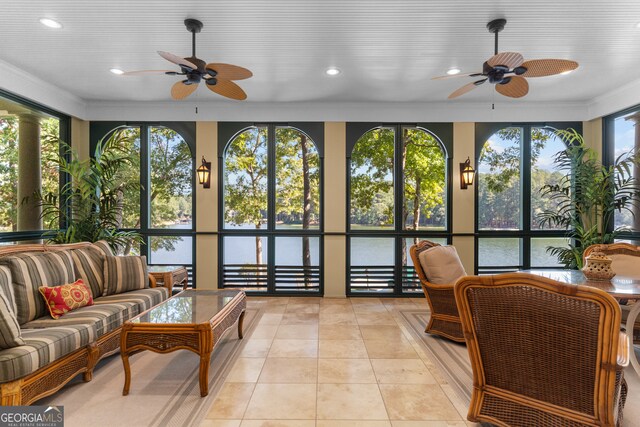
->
267, 124, 277, 293
140, 125, 150, 259
522, 125, 532, 269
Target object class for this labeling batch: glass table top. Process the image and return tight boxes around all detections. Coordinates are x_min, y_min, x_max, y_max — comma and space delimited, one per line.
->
148, 265, 186, 273
520, 270, 640, 299
132, 290, 243, 324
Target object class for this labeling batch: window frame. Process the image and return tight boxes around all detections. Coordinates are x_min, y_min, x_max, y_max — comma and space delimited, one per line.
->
218, 122, 325, 296
345, 122, 453, 296
474, 121, 582, 273
0, 89, 71, 243
90, 121, 196, 286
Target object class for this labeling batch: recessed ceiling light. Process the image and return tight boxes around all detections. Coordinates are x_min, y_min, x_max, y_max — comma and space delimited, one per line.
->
560, 70, 574, 75
109, 68, 125, 75
446, 68, 461, 75
39, 18, 62, 29
325, 67, 341, 76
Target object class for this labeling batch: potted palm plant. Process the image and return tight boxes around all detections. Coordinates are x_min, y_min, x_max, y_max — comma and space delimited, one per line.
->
537, 128, 640, 268
34, 127, 142, 252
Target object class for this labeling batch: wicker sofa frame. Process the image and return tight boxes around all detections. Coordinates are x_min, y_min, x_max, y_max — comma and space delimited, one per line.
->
409, 240, 465, 342
0, 242, 159, 406
455, 273, 629, 427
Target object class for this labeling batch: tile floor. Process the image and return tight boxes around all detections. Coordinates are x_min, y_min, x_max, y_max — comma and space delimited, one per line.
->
201, 296, 477, 427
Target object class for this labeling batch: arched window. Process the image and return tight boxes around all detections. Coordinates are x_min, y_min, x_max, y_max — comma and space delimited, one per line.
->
90, 122, 195, 283
220, 123, 323, 294
476, 123, 578, 272
347, 123, 451, 295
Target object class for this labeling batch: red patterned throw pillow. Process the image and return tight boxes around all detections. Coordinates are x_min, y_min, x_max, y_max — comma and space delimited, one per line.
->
38, 279, 94, 319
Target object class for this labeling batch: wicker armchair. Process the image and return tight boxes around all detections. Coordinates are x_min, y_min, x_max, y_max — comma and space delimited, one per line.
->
455, 273, 629, 427
409, 240, 465, 342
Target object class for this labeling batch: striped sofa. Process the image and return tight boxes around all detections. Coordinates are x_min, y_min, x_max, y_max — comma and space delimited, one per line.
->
0, 242, 170, 406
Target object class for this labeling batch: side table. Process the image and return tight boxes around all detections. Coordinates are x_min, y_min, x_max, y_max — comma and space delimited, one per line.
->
148, 265, 189, 294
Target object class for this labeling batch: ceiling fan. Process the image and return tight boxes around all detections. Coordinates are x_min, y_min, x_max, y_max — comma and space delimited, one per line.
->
122, 19, 252, 101
433, 19, 578, 99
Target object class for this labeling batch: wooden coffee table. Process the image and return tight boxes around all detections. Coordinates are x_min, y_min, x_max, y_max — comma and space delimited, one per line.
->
120, 289, 246, 397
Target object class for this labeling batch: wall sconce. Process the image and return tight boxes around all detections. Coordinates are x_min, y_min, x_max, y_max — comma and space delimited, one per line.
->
197, 156, 211, 188
460, 157, 476, 189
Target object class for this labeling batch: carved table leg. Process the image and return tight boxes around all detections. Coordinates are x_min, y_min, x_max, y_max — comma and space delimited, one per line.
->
121, 352, 131, 396
238, 310, 246, 339
199, 353, 211, 397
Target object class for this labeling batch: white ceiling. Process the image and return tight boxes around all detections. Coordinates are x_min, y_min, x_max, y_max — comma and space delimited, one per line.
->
1, 0, 640, 109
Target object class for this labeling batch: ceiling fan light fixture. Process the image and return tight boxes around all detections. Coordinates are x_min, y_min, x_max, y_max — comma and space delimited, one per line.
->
109, 68, 124, 75
446, 68, 461, 75
39, 18, 62, 29
560, 70, 574, 75
325, 67, 341, 76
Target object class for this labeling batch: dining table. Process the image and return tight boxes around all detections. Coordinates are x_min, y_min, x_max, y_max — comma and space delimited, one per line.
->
520, 269, 640, 377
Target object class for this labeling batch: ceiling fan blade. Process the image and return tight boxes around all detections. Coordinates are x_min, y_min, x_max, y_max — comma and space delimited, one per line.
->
521, 59, 579, 77
171, 81, 198, 100
495, 76, 529, 98
205, 63, 253, 80
206, 79, 247, 100
432, 72, 483, 80
487, 52, 524, 69
121, 70, 175, 76
448, 81, 482, 99
158, 51, 198, 70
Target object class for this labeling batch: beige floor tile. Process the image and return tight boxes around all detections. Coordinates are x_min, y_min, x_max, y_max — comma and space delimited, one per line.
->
263, 305, 287, 314
439, 383, 473, 420
258, 358, 318, 383
319, 311, 358, 325
226, 358, 266, 383
207, 383, 255, 419
371, 358, 437, 384
281, 312, 319, 325
392, 422, 468, 427
275, 324, 318, 339
241, 421, 315, 427
320, 298, 352, 305
285, 303, 320, 313
250, 324, 279, 339
258, 313, 284, 325
240, 339, 273, 358
319, 324, 362, 340
244, 383, 316, 419
350, 298, 382, 305
268, 339, 318, 358
288, 297, 322, 304
319, 339, 369, 358
200, 420, 242, 427
379, 384, 461, 421
359, 325, 406, 341
355, 312, 398, 325
317, 383, 389, 420
320, 304, 355, 314
363, 339, 418, 359
352, 304, 390, 314
318, 358, 376, 383
317, 421, 391, 427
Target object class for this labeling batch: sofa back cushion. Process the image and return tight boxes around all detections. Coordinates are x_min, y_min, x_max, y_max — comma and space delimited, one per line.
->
418, 245, 467, 285
0, 265, 15, 314
93, 240, 115, 257
1, 251, 76, 324
70, 246, 105, 298
103, 255, 148, 296
0, 293, 25, 349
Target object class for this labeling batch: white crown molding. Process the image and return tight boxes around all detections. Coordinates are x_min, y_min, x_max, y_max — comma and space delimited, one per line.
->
586, 77, 640, 120
85, 100, 587, 123
0, 59, 87, 119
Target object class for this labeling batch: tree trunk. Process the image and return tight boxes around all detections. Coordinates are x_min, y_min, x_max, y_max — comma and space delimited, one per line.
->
255, 222, 263, 265
413, 177, 421, 245
301, 134, 312, 287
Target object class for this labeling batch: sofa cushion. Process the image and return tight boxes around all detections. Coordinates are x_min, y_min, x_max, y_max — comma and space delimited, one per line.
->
103, 255, 148, 296
0, 266, 15, 314
92, 240, 115, 257
93, 287, 169, 313
1, 251, 76, 325
418, 245, 467, 285
0, 294, 25, 349
0, 324, 94, 382
39, 279, 94, 319
70, 246, 105, 298
22, 302, 139, 337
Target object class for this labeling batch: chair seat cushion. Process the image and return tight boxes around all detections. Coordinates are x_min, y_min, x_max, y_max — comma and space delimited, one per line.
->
22, 302, 139, 337
418, 245, 466, 285
0, 324, 95, 382
93, 287, 169, 313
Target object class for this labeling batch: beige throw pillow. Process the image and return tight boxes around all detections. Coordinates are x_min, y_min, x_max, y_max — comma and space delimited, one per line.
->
418, 245, 466, 285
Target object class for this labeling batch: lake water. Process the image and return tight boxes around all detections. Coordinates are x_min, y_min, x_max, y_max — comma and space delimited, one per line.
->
149, 224, 568, 268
